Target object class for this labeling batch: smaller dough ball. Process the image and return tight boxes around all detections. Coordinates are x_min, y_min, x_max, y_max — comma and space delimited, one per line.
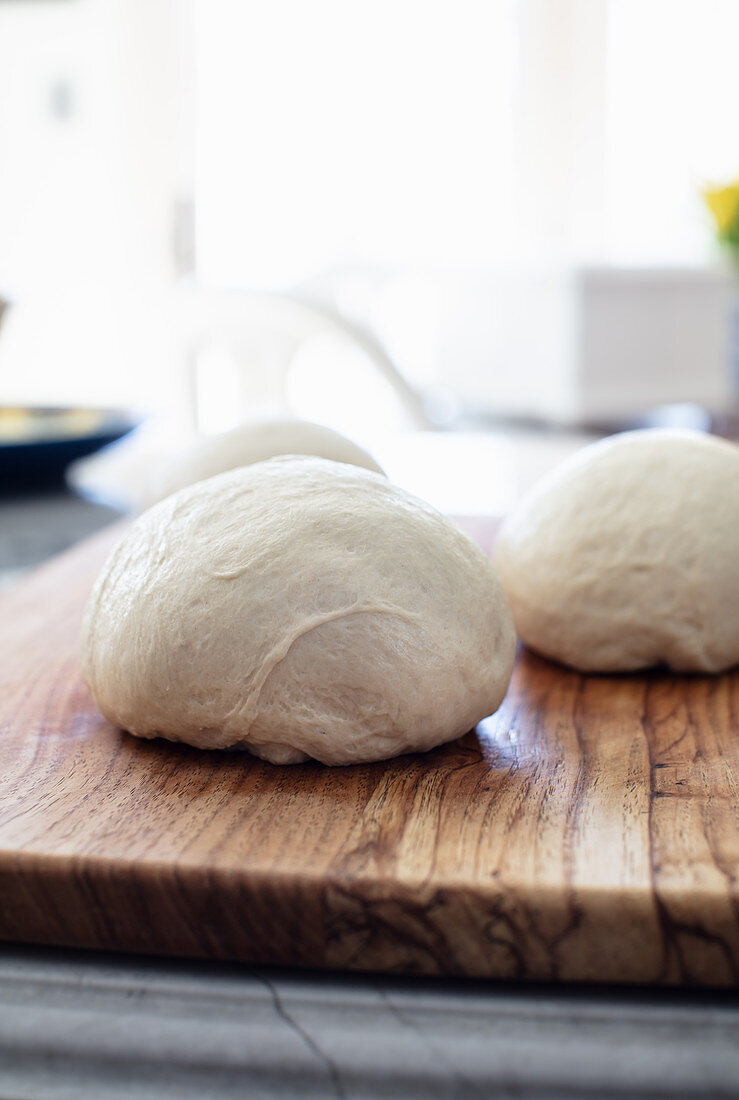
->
81, 456, 516, 765
144, 418, 384, 506
495, 429, 739, 673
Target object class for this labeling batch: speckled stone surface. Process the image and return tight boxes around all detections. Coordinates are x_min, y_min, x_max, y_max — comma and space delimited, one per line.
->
1, 946, 739, 1099
0, 489, 121, 588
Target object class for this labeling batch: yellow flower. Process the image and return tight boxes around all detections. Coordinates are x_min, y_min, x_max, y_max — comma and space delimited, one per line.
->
703, 181, 739, 236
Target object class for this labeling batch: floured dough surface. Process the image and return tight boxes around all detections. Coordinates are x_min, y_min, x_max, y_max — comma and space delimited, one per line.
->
495, 429, 739, 673
143, 418, 384, 506
82, 456, 516, 764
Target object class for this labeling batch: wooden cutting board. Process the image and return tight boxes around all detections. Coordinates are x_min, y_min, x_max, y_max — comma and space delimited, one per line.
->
1, 519, 737, 987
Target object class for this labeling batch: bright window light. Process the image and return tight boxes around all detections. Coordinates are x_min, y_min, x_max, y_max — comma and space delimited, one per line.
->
194, 0, 520, 289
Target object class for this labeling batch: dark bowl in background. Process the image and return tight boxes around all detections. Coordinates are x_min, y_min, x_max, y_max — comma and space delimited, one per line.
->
0, 407, 138, 494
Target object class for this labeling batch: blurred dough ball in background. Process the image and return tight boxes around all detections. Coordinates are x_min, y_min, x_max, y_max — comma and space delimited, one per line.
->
69, 417, 384, 512
141, 418, 385, 507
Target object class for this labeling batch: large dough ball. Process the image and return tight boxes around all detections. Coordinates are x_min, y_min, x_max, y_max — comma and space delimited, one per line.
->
82, 456, 516, 765
143, 418, 384, 506
495, 429, 739, 673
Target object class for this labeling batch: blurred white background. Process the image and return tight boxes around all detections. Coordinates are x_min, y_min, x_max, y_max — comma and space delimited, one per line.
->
0, 0, 738, 435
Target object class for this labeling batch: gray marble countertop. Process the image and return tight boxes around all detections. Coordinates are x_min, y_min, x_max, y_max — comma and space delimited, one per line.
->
2, 945, 739, 1100
0, 488, 121, 588
2, 489, 739, 1100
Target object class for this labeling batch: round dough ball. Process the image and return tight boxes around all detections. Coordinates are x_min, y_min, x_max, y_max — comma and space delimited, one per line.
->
82, 456, 516, 765
143, 418, 384, 506
495, 429, 739, 673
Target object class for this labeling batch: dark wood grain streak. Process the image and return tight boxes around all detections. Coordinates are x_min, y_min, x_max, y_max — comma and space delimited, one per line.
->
0, 520, 737, 985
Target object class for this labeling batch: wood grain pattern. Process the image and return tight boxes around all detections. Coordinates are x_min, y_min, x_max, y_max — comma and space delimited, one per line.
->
0, 520, 737, 986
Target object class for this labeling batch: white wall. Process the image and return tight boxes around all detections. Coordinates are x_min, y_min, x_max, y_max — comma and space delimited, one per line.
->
0, 0, 187, 408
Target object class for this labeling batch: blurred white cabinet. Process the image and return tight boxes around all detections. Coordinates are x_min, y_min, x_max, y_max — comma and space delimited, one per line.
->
438, 266, 736, 423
